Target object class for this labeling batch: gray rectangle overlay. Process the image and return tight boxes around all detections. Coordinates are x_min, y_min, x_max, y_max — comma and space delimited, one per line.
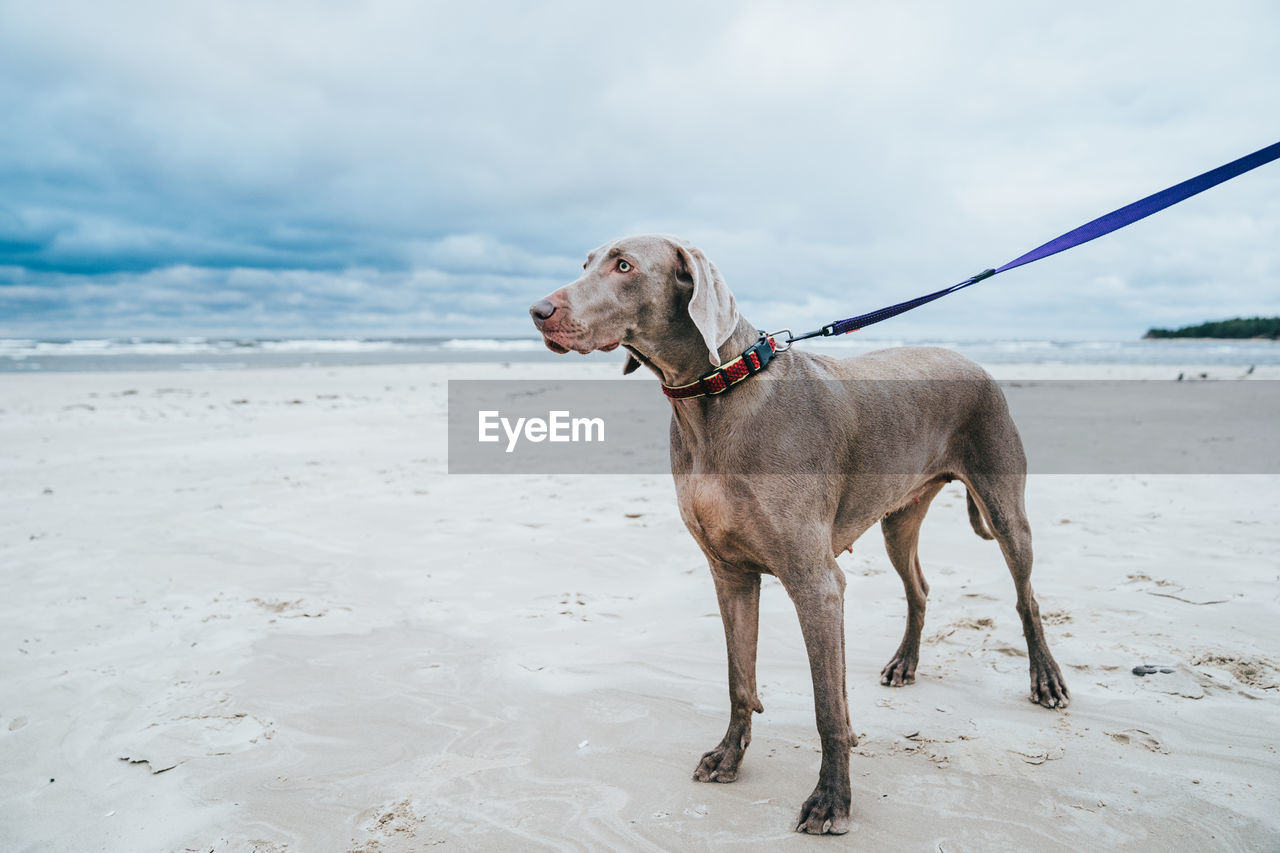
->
448, 380, 1280, 474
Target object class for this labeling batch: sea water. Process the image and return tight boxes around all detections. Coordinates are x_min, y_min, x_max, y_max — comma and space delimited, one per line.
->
0, 335, 1275, 373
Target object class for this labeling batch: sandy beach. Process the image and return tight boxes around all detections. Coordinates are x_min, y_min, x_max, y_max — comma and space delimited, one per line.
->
2, 359, 1278, 852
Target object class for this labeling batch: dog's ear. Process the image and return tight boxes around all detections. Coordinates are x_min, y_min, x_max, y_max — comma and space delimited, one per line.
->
674, 242, 739, 366
622, 352, 642, 374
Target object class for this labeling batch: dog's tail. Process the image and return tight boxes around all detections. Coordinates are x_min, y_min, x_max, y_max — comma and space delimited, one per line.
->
966, 490, 995, 540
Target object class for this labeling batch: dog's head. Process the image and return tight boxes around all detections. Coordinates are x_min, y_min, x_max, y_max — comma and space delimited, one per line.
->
529, 235, 739, 373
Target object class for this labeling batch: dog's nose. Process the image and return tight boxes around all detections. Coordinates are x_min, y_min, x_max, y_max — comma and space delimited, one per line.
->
529, 299, 557, 328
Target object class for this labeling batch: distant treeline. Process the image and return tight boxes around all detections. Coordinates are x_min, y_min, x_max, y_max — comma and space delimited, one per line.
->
1144, 316, 1280, 340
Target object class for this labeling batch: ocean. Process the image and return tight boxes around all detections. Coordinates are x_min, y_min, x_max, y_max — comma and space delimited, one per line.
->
1, 336, 1276, 373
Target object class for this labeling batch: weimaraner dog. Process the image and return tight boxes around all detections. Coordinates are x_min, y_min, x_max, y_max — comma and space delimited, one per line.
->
529, 235, 1068, 834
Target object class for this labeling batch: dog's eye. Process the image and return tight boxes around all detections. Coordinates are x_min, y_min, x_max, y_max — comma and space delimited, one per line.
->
617, 259, 632, 273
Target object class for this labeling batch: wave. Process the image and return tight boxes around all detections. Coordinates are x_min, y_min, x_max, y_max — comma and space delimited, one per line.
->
0, 337, 539, 359
1, 335, 1274, 370
254, 339, 416, 353
438, 338, 547, 352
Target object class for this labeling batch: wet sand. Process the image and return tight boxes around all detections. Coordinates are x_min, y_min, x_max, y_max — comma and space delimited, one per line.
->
1, 361, 1277, 851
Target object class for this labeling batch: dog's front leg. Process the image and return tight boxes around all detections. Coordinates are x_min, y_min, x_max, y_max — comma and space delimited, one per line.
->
693, 564, 763, 783
780, 559, 853, 835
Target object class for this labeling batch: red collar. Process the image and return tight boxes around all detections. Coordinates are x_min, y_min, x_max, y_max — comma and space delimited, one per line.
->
661, 334, 779, 399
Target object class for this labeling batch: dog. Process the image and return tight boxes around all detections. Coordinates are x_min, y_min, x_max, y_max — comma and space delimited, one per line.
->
529, 234, 1068, 834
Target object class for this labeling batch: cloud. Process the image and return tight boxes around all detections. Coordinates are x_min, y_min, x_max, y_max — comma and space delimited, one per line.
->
1, 1, 1278, 338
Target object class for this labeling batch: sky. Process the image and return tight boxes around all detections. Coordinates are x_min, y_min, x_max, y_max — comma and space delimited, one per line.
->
1, 1, 1278, 341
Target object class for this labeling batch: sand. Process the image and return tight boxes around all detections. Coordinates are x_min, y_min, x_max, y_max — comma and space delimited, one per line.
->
1, 360, 1278, 852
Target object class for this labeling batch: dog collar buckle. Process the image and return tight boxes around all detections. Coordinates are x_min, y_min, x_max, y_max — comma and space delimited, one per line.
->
661, 332, 780, 400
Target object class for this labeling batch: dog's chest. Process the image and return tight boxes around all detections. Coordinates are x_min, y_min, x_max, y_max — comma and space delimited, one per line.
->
674, 477, 764, 564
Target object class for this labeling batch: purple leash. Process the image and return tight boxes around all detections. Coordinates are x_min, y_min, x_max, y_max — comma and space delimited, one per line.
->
787, 140, 1280, 343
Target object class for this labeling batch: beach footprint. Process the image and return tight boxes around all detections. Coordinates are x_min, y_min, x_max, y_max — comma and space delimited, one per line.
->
118, 709, 276, 774
1106, 728, 1168, 754
1189, 651, 1279, 691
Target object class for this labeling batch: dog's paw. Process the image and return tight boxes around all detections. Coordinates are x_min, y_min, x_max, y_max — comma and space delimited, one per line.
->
692, 737, 747, 783
879, 653, 918, 687
795, 784, 851, 835
1029, 658, 1071, 708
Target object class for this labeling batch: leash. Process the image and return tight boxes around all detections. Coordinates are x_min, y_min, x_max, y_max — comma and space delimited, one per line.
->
778, 140, 1280, 345
663, 141, 1280, 400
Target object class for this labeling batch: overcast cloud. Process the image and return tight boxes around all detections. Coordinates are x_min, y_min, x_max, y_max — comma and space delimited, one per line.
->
1, 1, 1278, 339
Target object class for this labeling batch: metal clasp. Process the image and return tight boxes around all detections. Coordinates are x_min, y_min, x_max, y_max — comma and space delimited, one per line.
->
765, 329, 792, 352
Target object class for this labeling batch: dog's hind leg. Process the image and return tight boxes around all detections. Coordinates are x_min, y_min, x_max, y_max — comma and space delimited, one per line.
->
966, 474, 1070, 708
693, 564, 763, 783
879, 481, 945, 687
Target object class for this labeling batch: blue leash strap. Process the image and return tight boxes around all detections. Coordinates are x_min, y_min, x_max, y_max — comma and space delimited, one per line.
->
794, 140, 1280, 341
